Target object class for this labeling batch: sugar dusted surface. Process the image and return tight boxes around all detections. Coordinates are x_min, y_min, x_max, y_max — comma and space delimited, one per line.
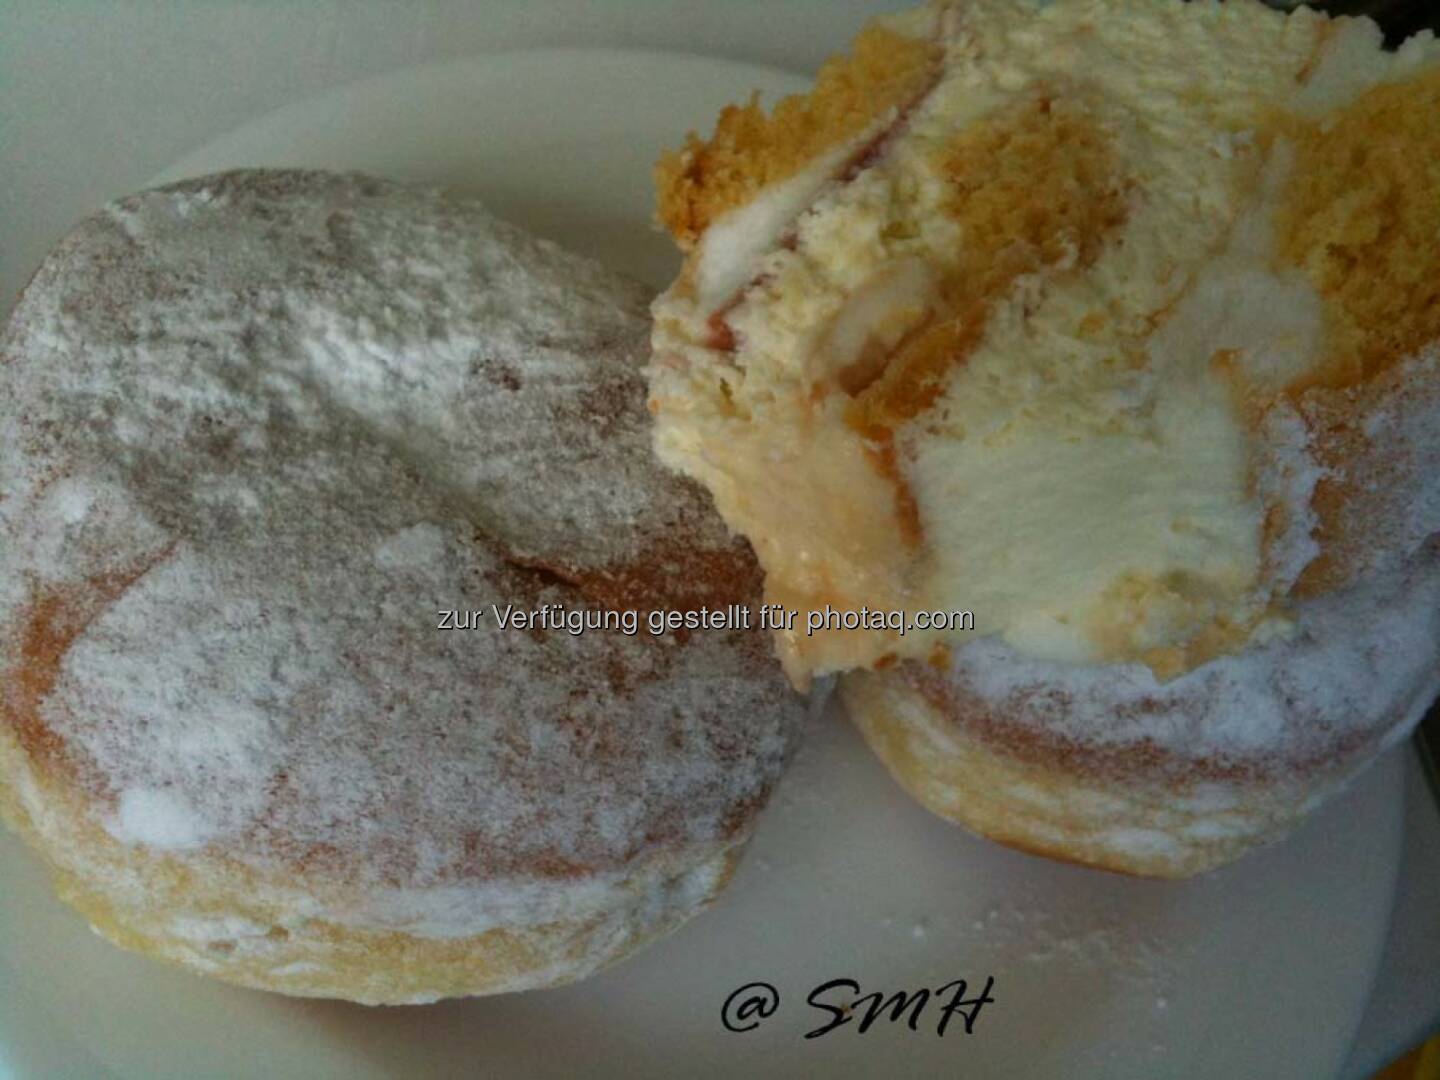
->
0, 170, 803, 933
928, 543, 1440, 771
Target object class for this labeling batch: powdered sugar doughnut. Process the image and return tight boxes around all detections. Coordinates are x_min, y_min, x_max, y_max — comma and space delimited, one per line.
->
648, 0, 1440, 875
0, 169, 805, 1003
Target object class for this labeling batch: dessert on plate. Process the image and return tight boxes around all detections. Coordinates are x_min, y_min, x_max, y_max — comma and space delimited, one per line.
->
0, 169, 807, 1002
649, 0, 1440, 875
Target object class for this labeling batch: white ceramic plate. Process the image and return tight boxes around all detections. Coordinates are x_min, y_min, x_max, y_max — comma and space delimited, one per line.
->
0, 49, 1406, 1080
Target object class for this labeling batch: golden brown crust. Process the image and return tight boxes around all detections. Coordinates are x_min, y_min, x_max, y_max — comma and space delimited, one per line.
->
5, 556, 173, 786
654, 21, 941, 249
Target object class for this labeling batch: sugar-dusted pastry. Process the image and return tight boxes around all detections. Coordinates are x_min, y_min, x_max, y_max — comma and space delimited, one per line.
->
0, 169, 806, 1002
649, 0, 1440, 874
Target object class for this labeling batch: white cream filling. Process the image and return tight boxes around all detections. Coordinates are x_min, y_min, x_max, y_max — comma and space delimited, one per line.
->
915, 143, 1324, 663
915, 356, 1258, 664
1292, 14, 1440, 116
694, 136, 874, 312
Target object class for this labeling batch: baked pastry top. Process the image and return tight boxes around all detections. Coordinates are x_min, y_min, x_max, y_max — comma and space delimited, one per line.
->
0, 169, 805, 999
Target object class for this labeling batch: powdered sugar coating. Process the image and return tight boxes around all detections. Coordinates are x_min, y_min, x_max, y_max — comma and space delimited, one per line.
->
918, 542, 1440, 775
0, 171, 803, 930
1300, 348, 1440, 589
1253, 401, 1325, 594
